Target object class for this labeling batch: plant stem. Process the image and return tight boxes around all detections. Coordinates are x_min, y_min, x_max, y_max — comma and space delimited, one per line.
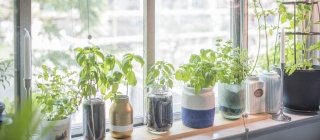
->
251, 0, 262, 74
258, 0, 269, 71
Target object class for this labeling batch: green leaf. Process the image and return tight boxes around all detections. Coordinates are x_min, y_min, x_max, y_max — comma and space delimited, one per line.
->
127, 71, 137, 86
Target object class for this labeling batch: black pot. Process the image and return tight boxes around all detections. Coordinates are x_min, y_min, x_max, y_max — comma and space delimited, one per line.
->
284, 70, 320, 112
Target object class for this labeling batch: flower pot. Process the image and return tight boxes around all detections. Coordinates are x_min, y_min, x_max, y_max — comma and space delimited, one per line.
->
284, 70, 320, 112
146, 89, 173, 134
83, 98, 105, 140
43, 117, 71, 140
181, 86, 215, 128
259, 71, 281, 114
245, 76, 266, 114
218, 83, 245, 120
109, 95, 133, 139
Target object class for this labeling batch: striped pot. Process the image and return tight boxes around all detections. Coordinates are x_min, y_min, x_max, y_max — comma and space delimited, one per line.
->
245, 76, 266, 114
181, 86, 215, 128
259, 71, 280, 114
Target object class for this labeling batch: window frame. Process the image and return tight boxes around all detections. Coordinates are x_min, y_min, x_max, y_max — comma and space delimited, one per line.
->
14, 0, 249, 137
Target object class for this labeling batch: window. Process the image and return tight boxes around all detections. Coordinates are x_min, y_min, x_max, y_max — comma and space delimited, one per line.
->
155, 0, 231, 113
31, 0, 143, 134
0, 0, 14, 114
9, 0, 248, 137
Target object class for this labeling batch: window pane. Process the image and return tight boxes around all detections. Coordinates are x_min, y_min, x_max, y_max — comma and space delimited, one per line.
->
0, 0, 14, 114
155, 0, 231, 113
31, 0, 143, 131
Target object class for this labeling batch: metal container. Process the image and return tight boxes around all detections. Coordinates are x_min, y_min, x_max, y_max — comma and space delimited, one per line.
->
109, 95, 133, 139
259, 71, 281, 114
245, 76, 265, 114
146, 88, 173, 134
218, 83, 245, 120
83, 98, 105, 140
181, 86, 215, 128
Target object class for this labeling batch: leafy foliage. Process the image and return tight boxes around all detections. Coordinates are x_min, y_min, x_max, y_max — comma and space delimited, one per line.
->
0, 59, 13, 90
75, 46, 144, 100
175, 49, 219, 94
105, 53, 144, 100
146, 61, 175, 90
0, 102, 53, 140
75, 46, 115, 100
215, 40, 251, 85
35, 65, 81, 121
278, 2, 316, 75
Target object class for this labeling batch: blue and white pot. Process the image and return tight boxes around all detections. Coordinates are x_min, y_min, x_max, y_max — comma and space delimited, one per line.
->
181, 86, 215, 128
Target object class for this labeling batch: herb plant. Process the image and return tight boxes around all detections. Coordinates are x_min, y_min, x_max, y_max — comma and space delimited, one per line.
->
146, 61, 175, 90
175, 49, 218, 94
105, 53, 144, 99
215, 39, 251, 85
75, 46, 116, 100
35, 65, 81, 121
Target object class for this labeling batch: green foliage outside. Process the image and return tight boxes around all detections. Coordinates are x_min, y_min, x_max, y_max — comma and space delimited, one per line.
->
35, 65, 81, 121
0, 59, 13, 90
146, 61, 175, 90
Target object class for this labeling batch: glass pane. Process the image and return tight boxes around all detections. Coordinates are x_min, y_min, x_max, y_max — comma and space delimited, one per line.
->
0, 0, 14, 115
248, 1, 279, 72
31, 0, 143, 129
155, 0, 231, 113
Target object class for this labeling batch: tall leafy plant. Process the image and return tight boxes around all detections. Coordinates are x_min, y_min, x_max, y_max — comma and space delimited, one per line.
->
146, 61, 175, 90
75, 46, 116, 100
175, 49, 219, 94
278, 2, 318, 75
35, 65, 81, 121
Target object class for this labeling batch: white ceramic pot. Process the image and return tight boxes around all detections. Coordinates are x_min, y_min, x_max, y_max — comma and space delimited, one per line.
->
43, 117, 71, 140
259, 71, 280, 114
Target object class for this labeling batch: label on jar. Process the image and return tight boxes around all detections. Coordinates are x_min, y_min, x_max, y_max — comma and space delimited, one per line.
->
254, 89, 263, 97
110, 124, 133, 132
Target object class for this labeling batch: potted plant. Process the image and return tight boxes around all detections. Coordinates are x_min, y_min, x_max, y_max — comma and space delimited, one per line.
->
35, 65, 81, 140
175, 49, 218, 128
75, 46, 116, 140
107, 53, 144, 139
145, 61, 175, 134
278, 2, 320, 112
215, 40, 251, 120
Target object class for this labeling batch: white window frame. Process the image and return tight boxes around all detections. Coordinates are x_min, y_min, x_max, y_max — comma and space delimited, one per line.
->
14, 0, 249, 137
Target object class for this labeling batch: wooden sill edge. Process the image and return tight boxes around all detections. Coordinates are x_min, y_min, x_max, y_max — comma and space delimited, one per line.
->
105, 113, 270, 140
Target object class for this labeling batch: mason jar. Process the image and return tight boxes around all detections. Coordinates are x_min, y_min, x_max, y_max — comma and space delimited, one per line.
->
146, 88, 173, 134
109, 95, 133, 139
218, 83, 245, 120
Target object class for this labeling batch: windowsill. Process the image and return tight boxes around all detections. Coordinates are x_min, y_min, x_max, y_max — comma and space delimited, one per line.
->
72, 113, 269, 140
186, 112, 320, 140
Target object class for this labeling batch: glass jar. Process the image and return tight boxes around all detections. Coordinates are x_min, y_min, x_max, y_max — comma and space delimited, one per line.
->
218, 83, 245, 120
146, 88, 173, 134
109, 95, 133, 139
